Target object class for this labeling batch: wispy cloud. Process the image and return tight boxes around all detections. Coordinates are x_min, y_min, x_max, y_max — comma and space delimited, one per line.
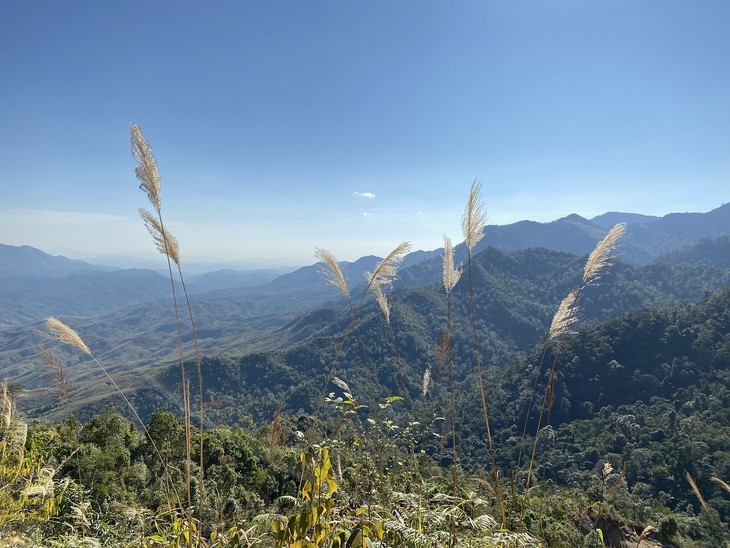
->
353, 191, 375, 199
362, 212, 371, 217
3, 209, 131, 224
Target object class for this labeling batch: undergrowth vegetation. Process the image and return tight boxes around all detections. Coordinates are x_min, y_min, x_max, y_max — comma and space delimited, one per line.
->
0, 126, 728, 547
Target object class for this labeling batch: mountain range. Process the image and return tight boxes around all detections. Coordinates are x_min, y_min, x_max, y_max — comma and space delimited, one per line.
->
1, 201, 729, 421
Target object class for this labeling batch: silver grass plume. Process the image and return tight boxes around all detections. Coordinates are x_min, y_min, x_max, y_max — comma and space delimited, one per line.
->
130, 124, 162, 213
582, 223, 626, 286
711, 476, 730, 494
1, 382, 11, 430
315, 248, 350, 300
637, 525, 656, 547
422, 367, 431, 398
46, 317, 91, 355
461, 181, 486, 252
373, 282, 390, 325
686, 471, 708, 509
365, 241, 412, 294
140, 208, 180, 266
442, 235, 462, 294
24, 467, 55, 498
332, 377, 351, 394
602, 462, 614, 479
39, 347, 70, 400
547, 289, 579, 344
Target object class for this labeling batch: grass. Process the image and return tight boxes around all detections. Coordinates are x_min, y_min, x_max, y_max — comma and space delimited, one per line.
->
5, 125, 725, 547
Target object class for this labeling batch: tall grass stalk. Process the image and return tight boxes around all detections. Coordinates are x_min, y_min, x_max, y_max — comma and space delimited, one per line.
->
442, 235, 462, 497
461, 181, 506, 526
311, 244, 410, 488
519, 223, 626, 526
132, 124, 205, 544
44, 317, 183, 511
372, 280, 418, 474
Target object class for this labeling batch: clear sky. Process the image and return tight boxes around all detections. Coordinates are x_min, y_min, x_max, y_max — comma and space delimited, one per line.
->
1, 1, 728, 267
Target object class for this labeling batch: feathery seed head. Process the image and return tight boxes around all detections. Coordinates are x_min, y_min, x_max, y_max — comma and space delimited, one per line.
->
373, 282, 391, 325
139, 208, 180, 266
422, 367, 431, 398
332, 377, 351, 394
710, 476, 730, 494
435, 326, 451, 373
39, 347, 70, 400
315, 248, 350, 300
442, 235, 462, 294
24, 467, 55, 498
548, 290, 579, 344
686, 471, 708, 509
583, 223, 626, 286
637, 525, 656, 547
366, 241, 412, 294
130, 124, 163, 212
602, 462, 614, 478
461, 181, 486, 252
45, 317, 91, 355
1, 382, 11, 429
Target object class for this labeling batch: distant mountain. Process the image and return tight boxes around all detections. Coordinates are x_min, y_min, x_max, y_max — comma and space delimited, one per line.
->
474, 214, 606, 256
400, 249, 442, 269
653, 235, 730, 269
621, 202, 730, 262
590, 211, 659, 227
187, 268, 289, 293
19, 244, 730, 422
459, 202, 730, 264
0, 268, 171, 327
204, 254, 382, 303
0, 244, 115, 278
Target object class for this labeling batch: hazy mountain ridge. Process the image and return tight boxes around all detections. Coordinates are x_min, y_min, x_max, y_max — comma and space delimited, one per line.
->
20, 243, 730, 422
0, 204, 730, 325
0, 243, 116, 277
3, 201, 730, 420
653, 235, 730, 269
470, 202, 730, 264
186, 268, 289, 293
590, 211, 659, 227
0, 268, 172, 327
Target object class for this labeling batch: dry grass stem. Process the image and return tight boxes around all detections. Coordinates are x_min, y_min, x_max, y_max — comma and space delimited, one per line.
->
606, 465, 627, 502
442, 235, 462, 293
315, 248, 350, 300
140, 208, 180, 265
365, 241, 412, 294
45, 317, 91, 355
461, 181, 486, 251
583, 223, 626, 286
130, 124, 163, 212
548, 290, 579, 344
685, 471, 708, 509
711, 476, 730, 494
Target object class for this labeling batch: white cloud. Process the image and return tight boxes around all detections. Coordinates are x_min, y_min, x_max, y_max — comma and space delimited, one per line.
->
353, 192, 375, 199
362, 212, 371, 217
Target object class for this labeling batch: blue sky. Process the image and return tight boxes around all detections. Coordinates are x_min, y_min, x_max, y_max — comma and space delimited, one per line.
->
1, 1, 728, 267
